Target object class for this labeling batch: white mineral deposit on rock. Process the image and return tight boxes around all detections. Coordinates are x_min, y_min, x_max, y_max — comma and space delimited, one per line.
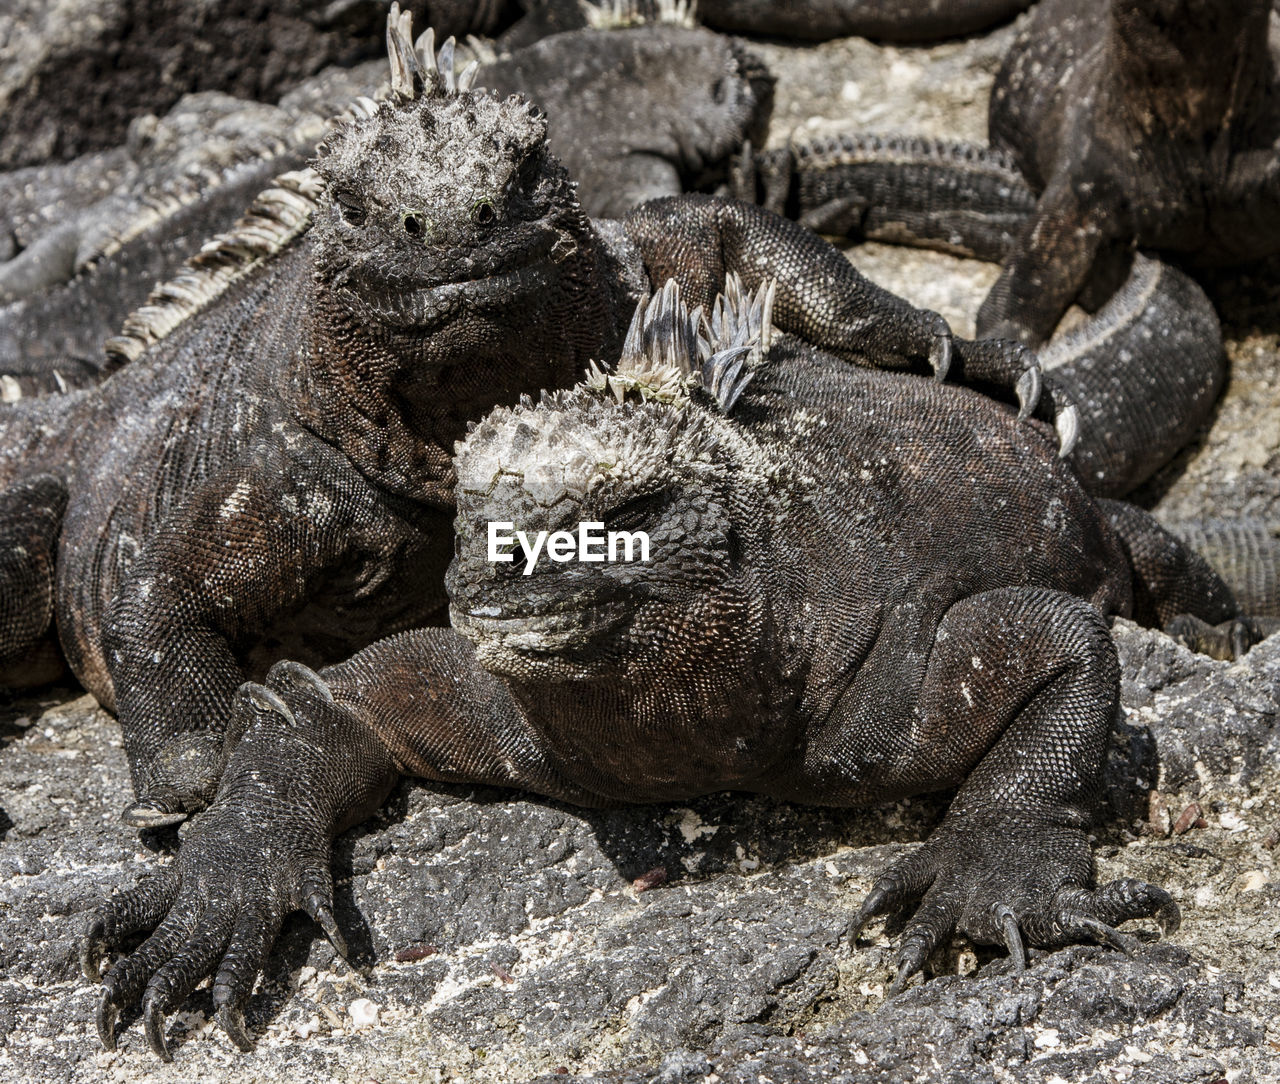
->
348, 998, 380, 1029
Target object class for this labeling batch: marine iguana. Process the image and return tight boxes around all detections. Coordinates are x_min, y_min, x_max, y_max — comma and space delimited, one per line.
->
502, 0, 1036, 47
80, 279, 1251, 1059
0, 11, 773, 396
732, 132, 1228, 498
0, 9, 1032, 844
976, 0, 1280, 345
0, 90, 342, 396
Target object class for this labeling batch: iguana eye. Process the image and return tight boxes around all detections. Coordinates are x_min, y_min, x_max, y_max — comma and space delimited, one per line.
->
334, 191, 366, 227
470, 198, 497, 226
607, 492, 665, 533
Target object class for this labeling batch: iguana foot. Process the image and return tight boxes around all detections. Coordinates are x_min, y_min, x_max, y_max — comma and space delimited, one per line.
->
1165, 614, 1280, 661
84, 803, 340, 1060
949, 337, 1078, 456
84, 676, 377, 1059
850, 818, 1178, 994
122, 730, 230, 828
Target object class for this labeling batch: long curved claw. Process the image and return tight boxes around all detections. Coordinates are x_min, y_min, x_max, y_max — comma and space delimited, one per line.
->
96, 992, 120, 1052
1074, 916, 1142, 956
850, 883, 894, 943
888, 937, 930, 996
929, 319, 953, 384
241, 683, 295, 725
267, 660, 335, 703
1155, 896, 1181, 936
143, 995, 172, 1062
81, 917, 109, 983
217, 1004, 255, 1053
1015, 365, 1042, 422
1055, 403, 1080, 459
122, 800, 188, 829
996, 905, 1027, 972
307, 897, 350, 965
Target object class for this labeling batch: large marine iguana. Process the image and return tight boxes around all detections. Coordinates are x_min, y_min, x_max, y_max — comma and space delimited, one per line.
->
0, 10, 1034, 843
976, 0, 1280, 345
79, 279, 1257, 1059
0, 10, 773, 396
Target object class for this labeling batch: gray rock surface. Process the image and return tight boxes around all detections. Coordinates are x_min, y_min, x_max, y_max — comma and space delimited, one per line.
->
3, 12, 1280, 1084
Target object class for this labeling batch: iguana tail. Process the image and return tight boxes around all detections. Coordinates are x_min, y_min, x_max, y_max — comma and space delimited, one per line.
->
1100, 501, 1280, 658
1164, 518, 1280, 618
739, 135, 1037, 263
1038, 255, 1224, 499
695, 0, 1033, 42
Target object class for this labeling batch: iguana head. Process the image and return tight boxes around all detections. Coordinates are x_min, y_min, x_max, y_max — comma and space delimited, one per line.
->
311, 5, 588, 336
447, 277, 775, 681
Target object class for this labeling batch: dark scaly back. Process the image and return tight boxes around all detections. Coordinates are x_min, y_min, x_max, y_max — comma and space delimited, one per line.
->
478, 16, 773, 217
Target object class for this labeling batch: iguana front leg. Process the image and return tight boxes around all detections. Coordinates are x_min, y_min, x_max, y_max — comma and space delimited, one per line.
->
976, 172, 1119, 346
101, 438, 410, 827
623, 194, 1059, 430
840, 588, 1177, 990
83, 628, 574, 1059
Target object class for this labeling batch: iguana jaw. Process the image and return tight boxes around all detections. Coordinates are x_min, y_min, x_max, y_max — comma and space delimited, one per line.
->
450, 598, 633, 677
338, 256, 556, 331
330, 216, 572, 331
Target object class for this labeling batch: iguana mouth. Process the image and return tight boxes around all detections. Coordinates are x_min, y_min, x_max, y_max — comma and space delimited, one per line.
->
450, 599, 631, 656
341, 227, 562, 330
345, 258, 555, 330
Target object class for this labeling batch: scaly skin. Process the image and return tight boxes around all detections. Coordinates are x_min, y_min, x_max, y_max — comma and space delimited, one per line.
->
735, 134, 1227, 498
81, 281, 1245, 1058
692, 0, 1035, 41
478, 23, 774, 218
979, 0, 1280, 344
0, 92, 335, 395
503, 0, 1035, 46
0, 11, 1032, 832
0, 20, 773, 396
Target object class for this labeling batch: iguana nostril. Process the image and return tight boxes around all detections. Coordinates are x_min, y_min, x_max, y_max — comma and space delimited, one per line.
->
402, 212, 426, 238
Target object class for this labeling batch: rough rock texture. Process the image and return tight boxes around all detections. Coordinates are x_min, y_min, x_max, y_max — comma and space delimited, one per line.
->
0, 0, 389, 170
3, 13, 1280, 1084
3, 625, 1279, 1082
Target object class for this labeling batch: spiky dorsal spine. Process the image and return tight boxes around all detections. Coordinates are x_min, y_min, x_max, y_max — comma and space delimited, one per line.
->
103, 169, 324, 365
386, 1, 478, 102
103, 5, 479, 367
586, 274, 774, 412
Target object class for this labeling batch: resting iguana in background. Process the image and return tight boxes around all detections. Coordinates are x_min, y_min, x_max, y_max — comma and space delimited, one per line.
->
80, 279, 1258, 1059
977, 0, 1280, 345
0, 9, 772, 396
726, 0, 1280, 481
502, 0, 1036, 47
0, 9, 1030, 848
732, 131, 1229, 500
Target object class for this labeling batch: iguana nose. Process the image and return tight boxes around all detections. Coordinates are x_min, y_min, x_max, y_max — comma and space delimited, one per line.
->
400, 210, 435, 242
